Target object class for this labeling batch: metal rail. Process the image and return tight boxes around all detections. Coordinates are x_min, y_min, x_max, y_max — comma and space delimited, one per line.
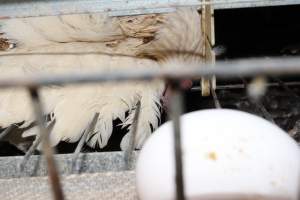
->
28, 87, 64, 200
124, 100, 141, 170
71, 113, 99, 173
0, 56, 300, 88
169, 85, 186, 200
191, 81, 300, 90
0, 0, 299, 18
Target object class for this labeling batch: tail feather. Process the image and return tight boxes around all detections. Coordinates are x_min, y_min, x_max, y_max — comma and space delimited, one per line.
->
0, 13, 164, 50
137, 8, 204, 61
120, 80, 164, 150
1, 13, 124, 48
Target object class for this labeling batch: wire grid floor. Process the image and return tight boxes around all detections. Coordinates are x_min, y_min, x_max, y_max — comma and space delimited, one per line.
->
0, 151, 137, 178
0, 152, 138, 199
0, 171, 137, 200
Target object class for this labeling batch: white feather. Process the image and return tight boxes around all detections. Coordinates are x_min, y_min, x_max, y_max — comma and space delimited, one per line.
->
120, 80, 164, 150
0, 8, 204, 150
0, 54, 161, 149
137, 7, 204, 62
1, 13, 124, 48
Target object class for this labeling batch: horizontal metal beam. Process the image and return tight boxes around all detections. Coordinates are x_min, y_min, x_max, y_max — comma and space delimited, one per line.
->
0, 56, 299, 88
191, 81, 300, 91
0, 171, 137, 200
0, 0, 299, 18
0, 151, 137, 178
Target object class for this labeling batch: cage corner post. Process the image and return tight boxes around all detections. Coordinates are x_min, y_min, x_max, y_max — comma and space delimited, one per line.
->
201, 0, 216, 96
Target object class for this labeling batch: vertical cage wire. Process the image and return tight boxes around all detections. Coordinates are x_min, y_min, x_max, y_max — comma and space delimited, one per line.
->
28, 87, 65, 200
169, 82, 186, 200
124, 100, 141, 170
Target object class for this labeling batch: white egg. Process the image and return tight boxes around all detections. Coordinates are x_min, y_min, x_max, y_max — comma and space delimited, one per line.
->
136, 109, 300, 200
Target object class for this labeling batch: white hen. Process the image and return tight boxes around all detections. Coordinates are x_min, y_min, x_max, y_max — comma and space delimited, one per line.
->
0, 8, 204, 151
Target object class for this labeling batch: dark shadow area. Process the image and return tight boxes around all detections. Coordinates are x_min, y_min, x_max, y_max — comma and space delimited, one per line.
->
215, 5, 300, 58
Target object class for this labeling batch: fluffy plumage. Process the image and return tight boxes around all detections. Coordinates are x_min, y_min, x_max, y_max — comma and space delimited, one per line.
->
0, 8, 204, 151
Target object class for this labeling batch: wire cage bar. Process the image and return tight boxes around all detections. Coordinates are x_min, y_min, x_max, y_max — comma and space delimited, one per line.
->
0, 0, 300, 18
0, 56, 300, 88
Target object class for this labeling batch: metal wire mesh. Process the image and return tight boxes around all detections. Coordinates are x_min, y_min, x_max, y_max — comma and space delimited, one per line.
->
0, 171, 137, 200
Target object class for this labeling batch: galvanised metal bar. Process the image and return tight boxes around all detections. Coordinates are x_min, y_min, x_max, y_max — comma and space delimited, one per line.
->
28, 87, 64, 200
191, 81, 300, 91
20, 136, 42, 171
273, 77, 300, 100
74, 113, 99, 155
0, 152, 138, 179
20, 120, 56, 170
0, 171, 137, 200
0, 0, 299, 19
72, 113, 99, 173
0, 57, 299, 88
169, 84, 185, 200
124, 100, 141, 170
211, 86, 222, 108
0, 124, 17, 141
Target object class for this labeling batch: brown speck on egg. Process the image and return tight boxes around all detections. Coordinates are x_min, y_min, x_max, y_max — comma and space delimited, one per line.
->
207, 152, 217, 161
